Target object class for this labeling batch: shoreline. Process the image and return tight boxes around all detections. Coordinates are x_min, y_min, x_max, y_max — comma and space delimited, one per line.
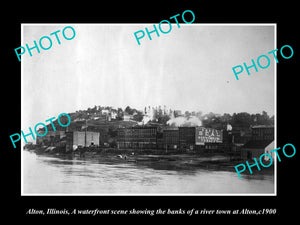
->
24, 147, 274, 176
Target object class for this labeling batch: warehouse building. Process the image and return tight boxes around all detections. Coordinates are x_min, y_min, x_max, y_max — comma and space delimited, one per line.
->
66, 131, 100, 152
117, 126, 158, 149
195, 127, 224, 151
179, 127, 196, 150
178, 127, 224, 150
116, 126, 224, 151
241, 140, 275, 160
36, 131, 66, 146
241, 125, 274, 160
163, 127, 179, 149
251, 125, 274, 141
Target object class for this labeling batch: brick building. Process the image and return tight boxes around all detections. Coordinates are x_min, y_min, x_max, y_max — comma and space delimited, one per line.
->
117, 127, 157, 149
163, 127, 179, 149
241, 125, 275, 160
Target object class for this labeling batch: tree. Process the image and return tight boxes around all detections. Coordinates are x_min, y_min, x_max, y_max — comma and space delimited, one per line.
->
116, 108, 124, 120
222, 113, 232, 123
91, 105, 97, 113
196, 111, 202, 119
125, 106, 134, 115
255, 111, 271, 125
185, 111, 191, 118
269, 115, 274, 124
232, 112, 251, 128
157, 114, 171, 125
133, 111, 143, 122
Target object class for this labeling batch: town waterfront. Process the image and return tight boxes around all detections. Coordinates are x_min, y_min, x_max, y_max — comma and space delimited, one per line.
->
22, 150, 275, 195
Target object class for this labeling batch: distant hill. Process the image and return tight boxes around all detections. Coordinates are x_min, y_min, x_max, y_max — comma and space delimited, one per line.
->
38, 106, 274, 135
39, 107, 139, 133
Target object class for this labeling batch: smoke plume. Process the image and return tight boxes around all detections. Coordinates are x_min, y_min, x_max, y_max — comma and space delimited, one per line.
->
167, 116, 202, 127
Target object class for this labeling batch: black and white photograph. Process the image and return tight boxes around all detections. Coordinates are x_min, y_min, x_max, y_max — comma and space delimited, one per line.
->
5, 4, 300, 221
21, 24, 276, 195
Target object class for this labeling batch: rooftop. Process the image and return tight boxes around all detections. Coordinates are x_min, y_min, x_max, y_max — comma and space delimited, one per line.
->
251, 125, 274, 129
243, 140, 274, 149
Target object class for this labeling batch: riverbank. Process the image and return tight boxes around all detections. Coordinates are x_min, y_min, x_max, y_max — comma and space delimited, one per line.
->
25, 144, 239, 157
24, 146, 274, 176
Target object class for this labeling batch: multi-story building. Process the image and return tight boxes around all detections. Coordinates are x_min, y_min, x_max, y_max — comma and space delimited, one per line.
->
163, 127, 179, 149
241, 125, 274, 160
178, 127, 224, 150
251, 125, 274, 141
36, 131, 66, 146
117, 126, 224, 151
179, 127, 196, 150
66, 131, 100, 152
117, 126, 157, 149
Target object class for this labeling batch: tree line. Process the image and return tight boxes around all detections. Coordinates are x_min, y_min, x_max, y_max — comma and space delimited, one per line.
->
83, 105, 274, 130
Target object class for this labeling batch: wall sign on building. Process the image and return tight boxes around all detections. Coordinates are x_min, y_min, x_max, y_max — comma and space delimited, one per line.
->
195, 127, 223, 145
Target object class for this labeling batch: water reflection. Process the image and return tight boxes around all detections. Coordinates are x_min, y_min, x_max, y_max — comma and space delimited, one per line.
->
22, 150, 274, 195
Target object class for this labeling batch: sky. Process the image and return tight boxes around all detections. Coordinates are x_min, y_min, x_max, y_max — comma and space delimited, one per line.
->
22, 24, 275, 131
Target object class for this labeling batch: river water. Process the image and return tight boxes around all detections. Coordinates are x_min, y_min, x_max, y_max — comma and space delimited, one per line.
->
22, 150, 275, 195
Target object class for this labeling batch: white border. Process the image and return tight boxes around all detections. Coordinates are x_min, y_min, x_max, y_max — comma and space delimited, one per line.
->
21, 23, 277, 196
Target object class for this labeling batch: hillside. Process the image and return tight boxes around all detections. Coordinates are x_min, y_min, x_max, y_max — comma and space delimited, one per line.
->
39, 105, 274, 135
